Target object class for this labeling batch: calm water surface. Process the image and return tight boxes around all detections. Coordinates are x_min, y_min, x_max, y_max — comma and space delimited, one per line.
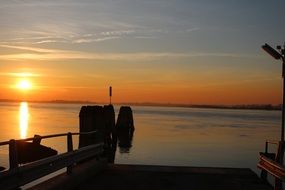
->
0, 102, 281, 174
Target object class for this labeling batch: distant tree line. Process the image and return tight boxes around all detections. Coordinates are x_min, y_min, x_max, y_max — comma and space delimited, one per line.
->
190, 104, 281, 111
0, 99, 281, 110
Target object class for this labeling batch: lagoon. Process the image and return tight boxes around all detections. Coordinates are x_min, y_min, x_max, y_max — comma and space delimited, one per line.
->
0, 102, 281, 174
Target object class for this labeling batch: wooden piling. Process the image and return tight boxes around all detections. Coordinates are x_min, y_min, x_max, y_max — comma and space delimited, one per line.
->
116, 106, 135, 151
103, 105, 116, 150
103, 105, 116, 162
116, 106, 134, 131
79, 106, 106, 148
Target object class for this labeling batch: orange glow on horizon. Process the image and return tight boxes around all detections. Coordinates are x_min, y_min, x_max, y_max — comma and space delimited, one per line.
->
0, 68, 281, 105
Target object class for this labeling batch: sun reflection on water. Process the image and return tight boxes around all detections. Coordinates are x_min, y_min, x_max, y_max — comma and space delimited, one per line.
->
19, 102, 29, 139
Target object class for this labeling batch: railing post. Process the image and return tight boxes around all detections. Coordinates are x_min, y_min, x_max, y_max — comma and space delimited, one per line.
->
260, 168, 268, 181
67, 132, 73, 174
9, 139, 18, 169
261, 141, 269, 181
275, 178, 282, 190
275, 141, 284, 190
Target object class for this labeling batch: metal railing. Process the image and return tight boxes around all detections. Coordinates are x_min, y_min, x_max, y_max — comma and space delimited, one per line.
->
258, 140, 285, 190
0, 131, 104, 190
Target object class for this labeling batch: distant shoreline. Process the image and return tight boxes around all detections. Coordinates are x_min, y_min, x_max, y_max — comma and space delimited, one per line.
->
0, 99, 281, 111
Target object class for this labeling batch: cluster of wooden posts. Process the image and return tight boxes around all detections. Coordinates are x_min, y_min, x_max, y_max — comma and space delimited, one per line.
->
79, 105, 135, 161
0, 105, 134, 190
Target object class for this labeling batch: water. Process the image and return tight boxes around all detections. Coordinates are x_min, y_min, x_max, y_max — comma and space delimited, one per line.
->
0, 102, 281, 174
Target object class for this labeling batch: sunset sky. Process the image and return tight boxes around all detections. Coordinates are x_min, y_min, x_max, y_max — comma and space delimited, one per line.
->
0, 0, 285, 104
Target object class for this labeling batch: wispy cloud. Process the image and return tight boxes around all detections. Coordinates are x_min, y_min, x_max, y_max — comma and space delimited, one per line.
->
0, 44, 63, 53
134, 36, 156, 39
0, 24, 198, 45
71, 30, 135, 43
0, 45, 261, 61
35, 40, 63, 44
36, 85, 96, 90
1, 29, 136, 45
101, 30, 135, 36
73, 36, 120, 44
186, 27, 200, 33
0, 72, 42, 77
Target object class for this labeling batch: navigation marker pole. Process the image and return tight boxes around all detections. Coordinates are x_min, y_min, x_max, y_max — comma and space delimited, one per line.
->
109, 86, 112, 105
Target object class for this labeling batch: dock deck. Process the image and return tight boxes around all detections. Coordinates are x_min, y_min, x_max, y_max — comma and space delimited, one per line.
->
28, 159, 272, 190
77, 164, 272, 190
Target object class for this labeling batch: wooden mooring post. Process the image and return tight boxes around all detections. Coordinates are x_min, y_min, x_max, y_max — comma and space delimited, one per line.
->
79, 104, 118, 162
79, 106, 106, 148
116, 106, 135, 152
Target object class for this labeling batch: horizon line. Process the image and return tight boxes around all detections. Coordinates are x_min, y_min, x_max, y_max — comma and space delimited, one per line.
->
0, 99, 281, 110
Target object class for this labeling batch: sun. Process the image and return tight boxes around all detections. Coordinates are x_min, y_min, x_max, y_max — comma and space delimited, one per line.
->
17, 79, 32, 90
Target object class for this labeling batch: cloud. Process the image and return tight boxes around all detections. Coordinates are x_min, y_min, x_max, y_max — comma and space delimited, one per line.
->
37, 85, 95, 90
72, 30, 135, 43
35, 40, 62, 44
0, 72, 42, 77
134, 36, 156, 39
70, 30, 136, 43
73, 36, 120, 43
1, 29, 136, 45
186, 27, 200, 33
0, 52, 260, 62
0, 44, 63, 53
101, 30, 135, 36
0, 45, 261, 61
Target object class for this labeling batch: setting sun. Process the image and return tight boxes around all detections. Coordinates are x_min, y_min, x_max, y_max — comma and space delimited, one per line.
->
17, 80, 32, 90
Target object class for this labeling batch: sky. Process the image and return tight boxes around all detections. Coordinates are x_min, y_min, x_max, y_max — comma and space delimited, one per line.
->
0, 0, 285, 104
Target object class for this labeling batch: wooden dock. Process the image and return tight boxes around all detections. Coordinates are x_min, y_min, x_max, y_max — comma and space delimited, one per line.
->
0, 130, 275, 190
27, 161, 272, 190
77, 165, 273, 190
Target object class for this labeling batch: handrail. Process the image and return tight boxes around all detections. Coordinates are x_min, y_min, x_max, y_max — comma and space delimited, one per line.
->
0, 143, 104, 190
259, 140, 285, 190
266, 140, 279, 145
264, 140, 280, 155
0, 130, 97, 146
0, 131, 98, 169
0, 130, 105, 190
258, 155, 285, 181
260, 155, 285, 174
